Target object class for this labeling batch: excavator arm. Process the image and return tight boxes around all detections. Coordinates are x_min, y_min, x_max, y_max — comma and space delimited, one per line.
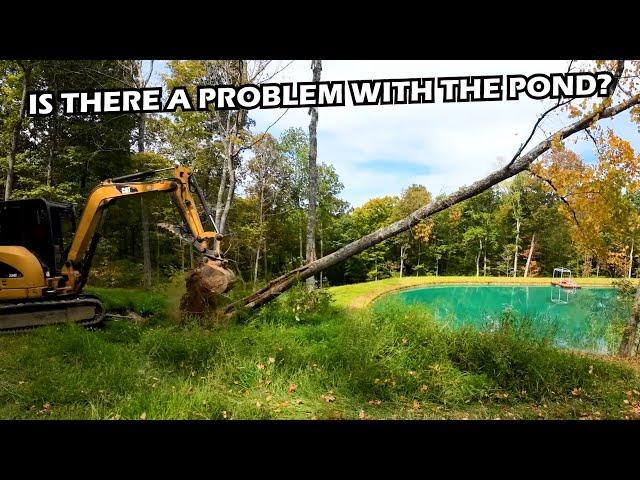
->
0, 163, 234, 332
60, 165, 233, 295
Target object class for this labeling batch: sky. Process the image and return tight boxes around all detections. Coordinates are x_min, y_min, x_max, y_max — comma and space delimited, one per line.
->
149, 60, 640, 208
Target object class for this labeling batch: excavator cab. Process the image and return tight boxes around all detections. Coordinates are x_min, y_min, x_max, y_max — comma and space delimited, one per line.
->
0, 199, 76, 277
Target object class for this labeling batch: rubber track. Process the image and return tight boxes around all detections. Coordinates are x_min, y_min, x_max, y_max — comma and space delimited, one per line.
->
0, 295, 104, 333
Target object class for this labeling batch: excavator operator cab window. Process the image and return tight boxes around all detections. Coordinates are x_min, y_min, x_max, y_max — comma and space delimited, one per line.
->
50, 205, 76, 270
0, 199, 76, 276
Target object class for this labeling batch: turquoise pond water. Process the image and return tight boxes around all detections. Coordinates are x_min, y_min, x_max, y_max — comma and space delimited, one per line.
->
382, 285, 628, 353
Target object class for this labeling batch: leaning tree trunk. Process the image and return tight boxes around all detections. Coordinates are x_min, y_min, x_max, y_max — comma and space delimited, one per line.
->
524, 233, 535, 278
619, 280, 640, 357
513, 217, 521, 278
5, 64, 32, 201
305, 60, 322, 289
224, 62, 636, 315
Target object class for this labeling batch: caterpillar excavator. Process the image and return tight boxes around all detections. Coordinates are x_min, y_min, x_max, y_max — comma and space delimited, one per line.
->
0, 164, 236, 332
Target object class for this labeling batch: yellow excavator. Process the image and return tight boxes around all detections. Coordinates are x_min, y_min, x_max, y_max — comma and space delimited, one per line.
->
0, 164, 236, 331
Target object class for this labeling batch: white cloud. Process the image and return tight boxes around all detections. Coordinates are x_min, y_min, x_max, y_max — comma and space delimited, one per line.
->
154, 60, 640, 208
250, 60, 586, 207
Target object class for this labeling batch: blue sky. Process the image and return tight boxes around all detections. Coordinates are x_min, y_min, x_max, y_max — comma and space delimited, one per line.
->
147, 60, 640, 207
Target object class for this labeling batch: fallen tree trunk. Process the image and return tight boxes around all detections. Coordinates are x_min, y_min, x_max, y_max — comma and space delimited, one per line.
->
225, 62, 636, 315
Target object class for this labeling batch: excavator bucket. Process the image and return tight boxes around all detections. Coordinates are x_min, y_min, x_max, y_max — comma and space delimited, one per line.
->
157, 223, 236, 317
180, 258, 236, 316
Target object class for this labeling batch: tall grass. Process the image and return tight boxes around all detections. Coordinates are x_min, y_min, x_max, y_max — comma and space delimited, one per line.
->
0, 288, 636, 419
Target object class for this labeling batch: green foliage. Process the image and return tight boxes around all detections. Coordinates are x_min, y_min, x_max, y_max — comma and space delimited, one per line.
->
252, 284, 336, 326
86, 286, 167, 317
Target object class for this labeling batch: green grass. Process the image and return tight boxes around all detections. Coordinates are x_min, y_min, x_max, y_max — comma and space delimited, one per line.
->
0, 284, 638, 420
328, 276, 622, 309
86, 286, 167, 317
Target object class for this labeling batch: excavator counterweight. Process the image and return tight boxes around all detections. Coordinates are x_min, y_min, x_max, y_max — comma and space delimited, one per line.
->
0, 165, 235, 331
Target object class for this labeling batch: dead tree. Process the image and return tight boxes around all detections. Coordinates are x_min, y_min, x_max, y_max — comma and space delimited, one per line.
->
306, 60, 322, 289
224, 60, 635, 315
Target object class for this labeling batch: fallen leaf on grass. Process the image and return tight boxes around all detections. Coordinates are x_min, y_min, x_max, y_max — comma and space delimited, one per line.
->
139, 412, 147, 420
321, 394, 336, 403
268, 357, 275, 364
359, 410, 368, 419
571, 388, 582, 397
288, 384, 297, 394
37, 402, 52, 416
368, 400, 381, 405
256, 363, 265, 370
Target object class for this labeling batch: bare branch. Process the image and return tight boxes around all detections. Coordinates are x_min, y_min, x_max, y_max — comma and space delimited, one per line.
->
527, 168, 581, 228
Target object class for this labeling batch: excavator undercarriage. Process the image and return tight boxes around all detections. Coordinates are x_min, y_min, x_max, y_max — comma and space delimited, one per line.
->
0, 165, 235, 331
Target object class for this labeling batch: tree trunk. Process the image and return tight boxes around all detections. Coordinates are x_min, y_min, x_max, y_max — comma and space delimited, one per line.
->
299, 225, 304, 265
5, 64, 32, 201
253, 245, 261, 286
138, 112, 152, 289
305, 60, 322, 290
223, 71, 638, 315
629, 239, 635, 279
483, 250, 487, 276
46, 91, 58, 187
476, 240, 482, 277
619, 280, 640, 357
400, 245, 405, 278
181, 237, 185, 272
319, 232, 324, 287
524, 233, 535, 278
156, 224, 160, 284
513, 217, 521, 278
219, 133, 236, 235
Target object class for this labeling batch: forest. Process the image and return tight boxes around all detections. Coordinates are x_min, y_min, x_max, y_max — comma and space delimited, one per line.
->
1, 60, 638, 292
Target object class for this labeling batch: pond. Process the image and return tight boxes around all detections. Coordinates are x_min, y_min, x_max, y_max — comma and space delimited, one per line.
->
382, 284, 628, 354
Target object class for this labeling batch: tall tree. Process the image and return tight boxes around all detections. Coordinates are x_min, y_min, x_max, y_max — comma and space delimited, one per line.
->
306, 60, 322, 288
4, 61, 34, 201
124, 60, 155, 289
